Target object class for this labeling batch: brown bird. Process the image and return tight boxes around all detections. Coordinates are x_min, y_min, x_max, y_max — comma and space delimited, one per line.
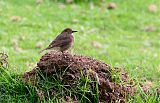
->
39, 28, 77, 53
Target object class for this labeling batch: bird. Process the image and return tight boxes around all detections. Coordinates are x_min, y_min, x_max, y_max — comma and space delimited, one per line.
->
39, 28, 77, 53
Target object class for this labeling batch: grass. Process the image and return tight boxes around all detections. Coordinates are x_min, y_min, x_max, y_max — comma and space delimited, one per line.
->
0, 0, 160, 102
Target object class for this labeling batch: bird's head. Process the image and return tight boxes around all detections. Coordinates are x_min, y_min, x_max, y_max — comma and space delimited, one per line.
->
62, 28, 78, 34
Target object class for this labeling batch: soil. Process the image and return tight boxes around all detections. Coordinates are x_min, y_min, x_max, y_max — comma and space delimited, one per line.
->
23, 52, 136, 103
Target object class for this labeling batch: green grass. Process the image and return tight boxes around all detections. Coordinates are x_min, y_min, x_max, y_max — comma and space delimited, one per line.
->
0, 64, 101, 103
0, 0, 160, 102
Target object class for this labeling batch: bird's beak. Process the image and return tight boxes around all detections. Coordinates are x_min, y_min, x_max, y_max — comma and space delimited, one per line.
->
72, 30, 78, 33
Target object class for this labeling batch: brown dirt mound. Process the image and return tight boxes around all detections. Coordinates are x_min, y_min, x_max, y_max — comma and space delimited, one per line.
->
23, 52, 135, 103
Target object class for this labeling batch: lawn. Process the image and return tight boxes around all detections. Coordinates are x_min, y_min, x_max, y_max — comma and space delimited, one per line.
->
0, 0, 160, 102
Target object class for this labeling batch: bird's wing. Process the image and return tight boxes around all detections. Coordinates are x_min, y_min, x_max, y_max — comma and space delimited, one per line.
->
55, 32, 68, 40
39, 32, 72, 53
51, 37, 72, 47
45, 34, 71, 50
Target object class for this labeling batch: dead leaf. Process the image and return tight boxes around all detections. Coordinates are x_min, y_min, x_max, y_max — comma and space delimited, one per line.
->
14, 47, 23, 53
36, 0, 43, 5
144, 25, 156, 32
36, 89, 44, 101
12, 38, 18, 47
148, 4, 157, 13
12, 38, 23, 52
36, 41, 43, 49
26, 62, 36, 69
91, 41, 103, 48
65, 96, 72, 102
66, 0, 73, 4
10, 16, 21, 22
65, 96, 78, 103
59, 3, 66, 9
141, 80, 154, 93
107, 2, 117, 10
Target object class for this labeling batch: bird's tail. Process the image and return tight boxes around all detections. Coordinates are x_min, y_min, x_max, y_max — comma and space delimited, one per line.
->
39, 49, 46, 54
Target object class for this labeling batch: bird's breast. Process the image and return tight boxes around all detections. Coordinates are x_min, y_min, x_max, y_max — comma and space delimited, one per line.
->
70, 35, 74, 45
